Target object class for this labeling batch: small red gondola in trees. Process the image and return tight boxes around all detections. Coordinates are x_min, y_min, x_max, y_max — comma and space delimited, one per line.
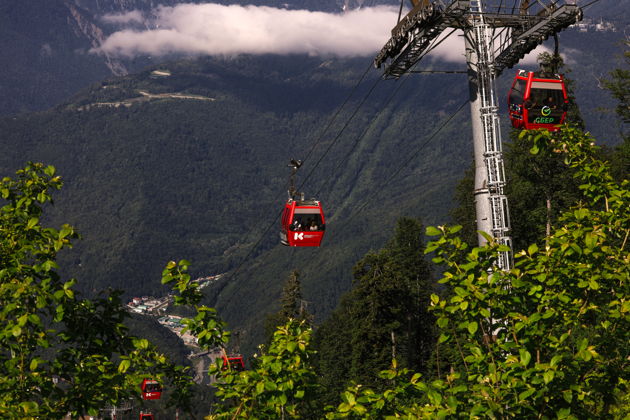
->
140, 379, 162, 400
280, 159, 326, 247
221, 354, 245, 371
507, 70, 568, 132
139, 412, 154, 420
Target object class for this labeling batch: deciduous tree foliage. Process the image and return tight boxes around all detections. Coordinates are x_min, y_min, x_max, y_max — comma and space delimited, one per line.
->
204, 127, 628, 419
326, 126, 630, 419
0, 163, 194, 418
312, 217, 434, 409
208, 319, 318, 419
504, 128, 582, 251
3, 128, 627, 419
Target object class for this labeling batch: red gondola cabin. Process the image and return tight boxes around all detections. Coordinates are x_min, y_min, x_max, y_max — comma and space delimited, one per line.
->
141, 379, 162, 400
221, 355, 245, 371
508, 70, 568, 132
139, 413, 154, 420
280, 198, 326, 247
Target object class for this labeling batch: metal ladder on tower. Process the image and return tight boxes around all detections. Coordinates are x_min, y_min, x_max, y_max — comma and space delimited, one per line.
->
470, 0, 513, 270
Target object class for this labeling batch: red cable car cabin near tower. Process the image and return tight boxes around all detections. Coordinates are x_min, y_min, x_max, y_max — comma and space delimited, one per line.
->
280, 198, 325, 247
508, 70, 568, 132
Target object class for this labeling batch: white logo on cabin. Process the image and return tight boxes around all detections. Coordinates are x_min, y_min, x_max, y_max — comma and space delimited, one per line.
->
294, 233, 304, 240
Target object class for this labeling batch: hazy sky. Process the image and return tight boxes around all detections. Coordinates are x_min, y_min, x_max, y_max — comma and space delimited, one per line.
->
96, 3, 547, 63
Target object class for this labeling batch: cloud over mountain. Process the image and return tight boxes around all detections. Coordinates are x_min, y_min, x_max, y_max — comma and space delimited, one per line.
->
97, 4, 401, 58
96, 3, 548, 64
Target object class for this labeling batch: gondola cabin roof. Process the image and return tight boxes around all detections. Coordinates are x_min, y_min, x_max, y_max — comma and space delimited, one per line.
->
221, 355, 246, 371
507, 70, 568, 132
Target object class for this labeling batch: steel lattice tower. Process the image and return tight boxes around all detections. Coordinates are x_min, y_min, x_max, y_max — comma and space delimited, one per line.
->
375, 0, 582, 269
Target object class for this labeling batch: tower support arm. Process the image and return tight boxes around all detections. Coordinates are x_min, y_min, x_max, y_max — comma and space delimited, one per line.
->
494, 4, 582, 75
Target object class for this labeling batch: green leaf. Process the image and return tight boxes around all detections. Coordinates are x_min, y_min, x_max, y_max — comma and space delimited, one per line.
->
519, 349, 532, 367
27, 217, 38, 229
467, 321, 478, 335
256, 381, 264, 395
478, 231, 493, 242
278, 393, 288, 405
426, 226, 441, 236
437, 317, 449, 328
557, 407, 571, 419
118, 359, 130, 373
562, 390, 573, 403
343, 391, 356, 405
519, 388, 536, 401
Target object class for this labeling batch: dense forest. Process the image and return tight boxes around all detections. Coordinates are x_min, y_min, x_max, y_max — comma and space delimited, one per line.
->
0, 54, 479, 354
1, 124, 627, 417
0, 27, 626, 351
0, 0, 628, 417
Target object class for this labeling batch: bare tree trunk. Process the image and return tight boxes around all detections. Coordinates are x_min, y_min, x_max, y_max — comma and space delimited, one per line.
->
546, 196, 552, 247
391, 331, 396, 361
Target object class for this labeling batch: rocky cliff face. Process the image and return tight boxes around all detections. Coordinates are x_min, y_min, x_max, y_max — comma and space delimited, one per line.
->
65, 0, 128, 75
73, 0, 182, 14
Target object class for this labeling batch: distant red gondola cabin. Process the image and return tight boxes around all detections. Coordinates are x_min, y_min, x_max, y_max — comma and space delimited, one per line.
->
508, 70, 568, 132
221, 355, 245, 371
280, 199, 326, 247
141, 379, 162, 400
139, 413, 154, 420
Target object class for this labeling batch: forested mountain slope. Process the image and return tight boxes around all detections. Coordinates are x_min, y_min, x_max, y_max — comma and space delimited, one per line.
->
1, 0, 626, 116
0, 0, 395, 116
0, 54, 474, 349
1, 1, 627, 353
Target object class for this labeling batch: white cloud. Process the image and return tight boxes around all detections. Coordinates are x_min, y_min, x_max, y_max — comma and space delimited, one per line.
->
101, 10, 145, 25
95, 3, 560, 69
96, 4, 401, 58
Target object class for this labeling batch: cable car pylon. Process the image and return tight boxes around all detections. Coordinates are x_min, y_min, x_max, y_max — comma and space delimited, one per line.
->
374, 0, 583, 269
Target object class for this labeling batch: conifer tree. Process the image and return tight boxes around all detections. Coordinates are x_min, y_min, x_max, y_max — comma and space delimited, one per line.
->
313, 218, 434, 408
264, 270, 311, 345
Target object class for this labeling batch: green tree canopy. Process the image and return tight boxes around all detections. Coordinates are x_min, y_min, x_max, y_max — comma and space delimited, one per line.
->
326, 126, 629, 419
313, 217, 435, 409
0, 163, 195, 418
264, 270, 312, 345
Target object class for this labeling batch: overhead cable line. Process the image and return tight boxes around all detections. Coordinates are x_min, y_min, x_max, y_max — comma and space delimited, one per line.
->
581, 0, 601, 9
314, 27, 462, 198
352, 99, 469, 218
221, 24, 474, 281
296, 76, 383, 194
223, 61, 382, 281
409, 70, 467, 73
314, 73, 415, 199
301, 61, 375, 164
300, 23, 459, 194
312, 27, 460, 199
